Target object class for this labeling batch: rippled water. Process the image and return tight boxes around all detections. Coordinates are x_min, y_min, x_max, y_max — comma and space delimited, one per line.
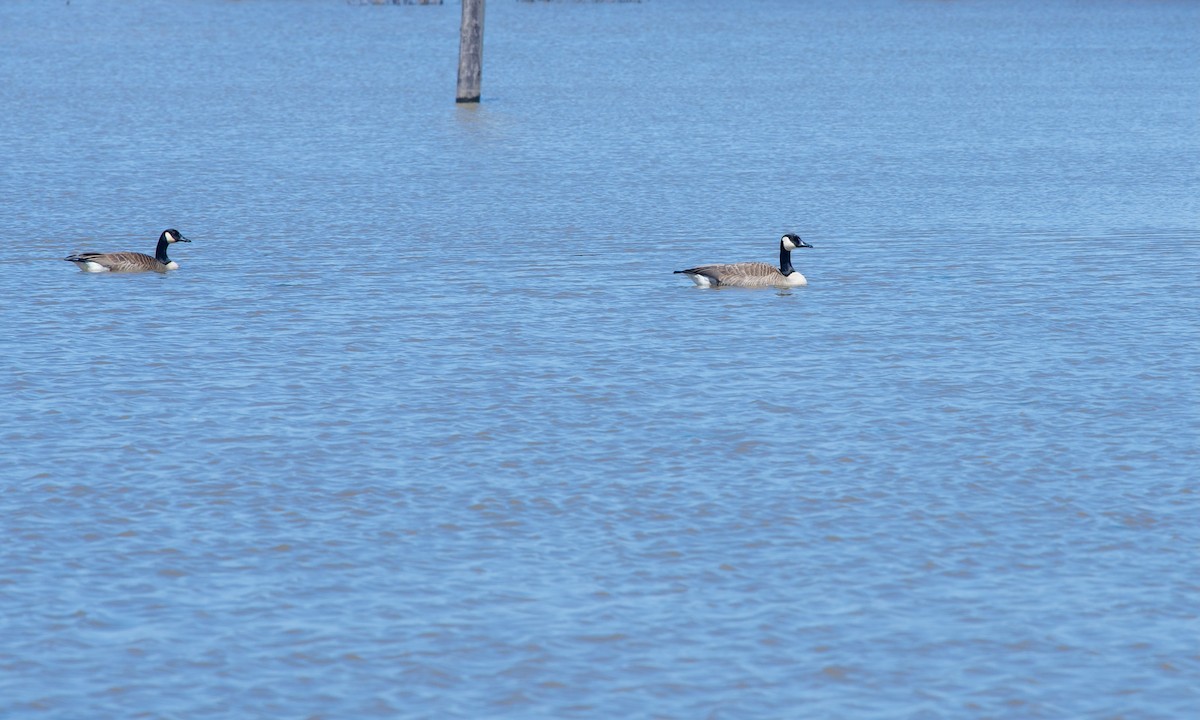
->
2, 1, 1198, 717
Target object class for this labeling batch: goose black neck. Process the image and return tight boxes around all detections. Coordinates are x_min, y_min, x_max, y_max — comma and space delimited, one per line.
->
778, 243, 795, 276
155, 237, 171, 264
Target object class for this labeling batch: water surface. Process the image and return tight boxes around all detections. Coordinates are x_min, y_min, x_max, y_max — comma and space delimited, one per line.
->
1, 1, 1198, 718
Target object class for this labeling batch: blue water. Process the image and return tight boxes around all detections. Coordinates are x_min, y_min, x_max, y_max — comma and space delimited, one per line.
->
2, 0, 1198, 717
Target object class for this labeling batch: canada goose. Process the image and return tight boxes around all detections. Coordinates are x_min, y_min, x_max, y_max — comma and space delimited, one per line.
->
64, 229, 191, 273
675, 233, 813, 288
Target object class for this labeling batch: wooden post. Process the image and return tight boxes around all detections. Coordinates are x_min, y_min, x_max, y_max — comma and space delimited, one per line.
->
456, 0, 485, 103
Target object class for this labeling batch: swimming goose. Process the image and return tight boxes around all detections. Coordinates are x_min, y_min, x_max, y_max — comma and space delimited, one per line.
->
64, 229, 191, 273
675, 233, 813, 288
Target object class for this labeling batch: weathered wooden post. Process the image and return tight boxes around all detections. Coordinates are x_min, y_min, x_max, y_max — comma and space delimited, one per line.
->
456, 0, 485, 103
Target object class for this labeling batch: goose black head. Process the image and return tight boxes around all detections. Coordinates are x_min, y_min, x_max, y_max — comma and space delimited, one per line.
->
781, 233, 812, 250
162, 229, 190, 243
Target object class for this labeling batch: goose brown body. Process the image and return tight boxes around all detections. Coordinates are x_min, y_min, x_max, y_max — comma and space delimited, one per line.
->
675, 261, 803, 288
